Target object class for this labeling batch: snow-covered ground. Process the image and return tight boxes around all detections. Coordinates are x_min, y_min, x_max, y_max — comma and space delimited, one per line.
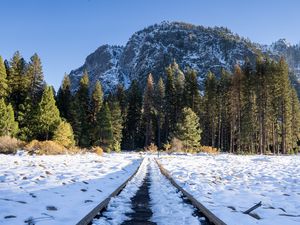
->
94, 157, 205, 225
149, 159, 205, 225
2, 152, 299, 225
0, 152, 142, 225
159, 154, 300, 225
93, 157, 148, 225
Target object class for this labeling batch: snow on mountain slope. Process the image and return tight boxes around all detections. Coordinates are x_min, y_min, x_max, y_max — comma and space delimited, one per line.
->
68, 21, 260, 93
68, 21, 300, 94
69, 45, 124, 93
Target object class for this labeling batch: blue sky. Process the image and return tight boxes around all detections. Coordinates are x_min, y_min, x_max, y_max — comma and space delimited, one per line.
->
1, 0, 300, 90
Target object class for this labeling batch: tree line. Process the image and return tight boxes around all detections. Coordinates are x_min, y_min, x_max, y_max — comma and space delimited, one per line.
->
1, 51, 299, 154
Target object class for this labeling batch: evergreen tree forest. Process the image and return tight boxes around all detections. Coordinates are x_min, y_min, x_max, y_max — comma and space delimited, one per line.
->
0, 51, 300, 154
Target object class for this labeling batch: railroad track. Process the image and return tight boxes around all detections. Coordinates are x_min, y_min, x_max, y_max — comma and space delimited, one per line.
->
76, 157, 226, 225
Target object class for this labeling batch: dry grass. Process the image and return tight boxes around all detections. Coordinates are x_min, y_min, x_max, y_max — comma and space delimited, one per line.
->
199, 146, 219, 154
144, 143, 158, 152
170, 138, 183, 152
0, 136, 25, 154
25, 140, 68, 155
90, 146, 103, 156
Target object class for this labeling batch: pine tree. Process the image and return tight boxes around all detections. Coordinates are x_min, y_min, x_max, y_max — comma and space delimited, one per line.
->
229, 65, 244, 153
142, 73, 155, 147
75, 71, 90, 147
17, 97, 35, 141
37, 86, 61, 140
53, 121, 75, 148
154, 77, 165, 148
115, 84, 127, 116
165, 66, 177, 138
0, 56, 9, 99
122, 80, 142, 149
171, 61, 185, 121
257, 58, 273, 154
290, 88, 300, 152
96, 103, 113, 150
68, 95, 82, 145
240, 60, 257, 153
90, 81, 103, 123
8, 52, 30, 110
110, 101, 123, 152
175, 107, 201, 152
56, 74, 72, 121
277, 58, 292, 154
27, 53, 45, 103
184, 69, 201, 114
203, 71, 218, 147
217, 69, 231, 152
90, 81, 104, 145
0, 98, 18, 137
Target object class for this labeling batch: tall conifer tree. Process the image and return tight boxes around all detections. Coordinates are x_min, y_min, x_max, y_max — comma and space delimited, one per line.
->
154, 77, 165, 148
143, 73, 155, 147
0, 56, 9, 99
57, 74, 72, 121
122, 80, 142, 149
36, 86, 61, 140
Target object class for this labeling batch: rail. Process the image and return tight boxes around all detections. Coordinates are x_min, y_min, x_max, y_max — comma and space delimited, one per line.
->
75, 157, 145, 225
155, 158, 227, 225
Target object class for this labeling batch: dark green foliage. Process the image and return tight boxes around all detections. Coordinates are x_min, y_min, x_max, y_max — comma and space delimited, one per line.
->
0, 56, 9, 99
96, 103, 113, 150
164, 65, 177, 138
75, 71, 90, 147
90, 81, 104, 145
183, 69, 201, 114
8, 52, 30, 111
203, 71, 218, 147
174, 107, 201, 151
216, 69, 231, 151
122, 80, 142, 150
53, 121, 75, 148
37, 86, 61, 140
56, 74, 72, 121
115, 84, 127, 116
110, 101, 123, 152
90, 81, 103, 122
17, 97, 35, 141
142, 74, 155, 147
27, 53, 45, 103
2, 51, 299, 154
0, 98, 18, 137
154, 77, 165, 148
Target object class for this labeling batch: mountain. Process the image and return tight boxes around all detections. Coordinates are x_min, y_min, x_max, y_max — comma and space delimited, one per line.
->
260, 38, 300, 76
68, 21, 300, 94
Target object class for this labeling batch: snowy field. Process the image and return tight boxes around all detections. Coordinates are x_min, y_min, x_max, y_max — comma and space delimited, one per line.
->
1, 152, 299, 225
94, 157, 204, 225
0, 152, 142, 225
159, 154, 300, 225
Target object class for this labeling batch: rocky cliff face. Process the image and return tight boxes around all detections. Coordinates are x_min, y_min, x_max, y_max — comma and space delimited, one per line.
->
260, 38, 300, 77
68, 21, 300, 94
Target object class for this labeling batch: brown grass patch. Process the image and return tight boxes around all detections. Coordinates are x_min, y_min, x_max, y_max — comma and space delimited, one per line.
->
25, 140, 67, 155
0, 136, 25, 154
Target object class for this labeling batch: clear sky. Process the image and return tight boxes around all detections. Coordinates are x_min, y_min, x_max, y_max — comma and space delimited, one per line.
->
1, 0, 300, 90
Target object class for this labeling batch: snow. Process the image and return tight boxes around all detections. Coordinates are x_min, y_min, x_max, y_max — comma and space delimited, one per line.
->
93, 157, 205, 225
149, 159, 204, 225
92, 157, 148, 225
158, 154, 300, 225
2, 152, 299, 225
0, 152, 142, 225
